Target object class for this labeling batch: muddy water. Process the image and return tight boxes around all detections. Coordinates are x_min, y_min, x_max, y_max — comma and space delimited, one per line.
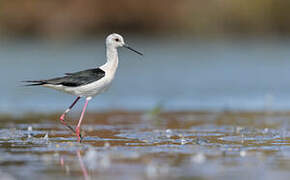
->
0, 111, 290, 180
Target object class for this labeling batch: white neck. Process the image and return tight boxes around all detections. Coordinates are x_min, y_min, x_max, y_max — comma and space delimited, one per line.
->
101, 44, 119, 74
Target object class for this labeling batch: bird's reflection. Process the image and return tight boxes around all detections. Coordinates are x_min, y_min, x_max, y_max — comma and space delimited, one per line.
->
60, 149, 89, 180
77, 150, 89, 180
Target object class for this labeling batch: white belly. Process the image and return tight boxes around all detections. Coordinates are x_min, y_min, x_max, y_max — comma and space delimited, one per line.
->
44, 59, 119, 97
44, 75, 114, 97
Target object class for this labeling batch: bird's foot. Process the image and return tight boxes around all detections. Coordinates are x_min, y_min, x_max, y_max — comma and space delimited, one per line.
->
59, 114, 80, 136
76, 127, 83, 143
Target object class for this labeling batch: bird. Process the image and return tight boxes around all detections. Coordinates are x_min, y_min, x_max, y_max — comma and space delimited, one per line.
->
24, 33, 143, 142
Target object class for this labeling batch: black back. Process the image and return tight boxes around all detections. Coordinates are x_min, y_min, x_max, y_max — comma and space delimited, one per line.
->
24, 68, 105, 87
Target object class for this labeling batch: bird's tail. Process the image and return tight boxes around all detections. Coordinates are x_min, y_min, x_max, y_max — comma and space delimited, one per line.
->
22, 80, 46, 86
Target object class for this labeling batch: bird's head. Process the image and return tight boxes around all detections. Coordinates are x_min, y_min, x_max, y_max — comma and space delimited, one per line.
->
106, 33, 143, 56
106, 33, 125, 48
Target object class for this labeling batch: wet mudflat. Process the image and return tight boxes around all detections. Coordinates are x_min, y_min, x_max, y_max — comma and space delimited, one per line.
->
1, 111, 290, 180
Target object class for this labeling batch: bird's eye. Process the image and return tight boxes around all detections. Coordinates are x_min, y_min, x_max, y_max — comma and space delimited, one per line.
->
115, 38, 120, 42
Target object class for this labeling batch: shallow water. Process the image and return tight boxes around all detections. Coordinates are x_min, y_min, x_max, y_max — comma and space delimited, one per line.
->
1, 111, 290, 180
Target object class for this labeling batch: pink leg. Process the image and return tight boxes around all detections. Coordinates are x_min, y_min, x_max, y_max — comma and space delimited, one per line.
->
76, 97, 91, 142
59, 96, 81, 132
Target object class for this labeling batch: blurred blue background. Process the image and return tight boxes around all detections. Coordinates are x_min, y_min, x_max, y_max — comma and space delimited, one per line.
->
1, 1, 290, 113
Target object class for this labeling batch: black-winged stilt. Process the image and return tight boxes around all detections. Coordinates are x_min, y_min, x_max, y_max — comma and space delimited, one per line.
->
24, 33, 143, 142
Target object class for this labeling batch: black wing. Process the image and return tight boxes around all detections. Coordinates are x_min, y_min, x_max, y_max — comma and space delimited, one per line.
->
24, 68, 105, 87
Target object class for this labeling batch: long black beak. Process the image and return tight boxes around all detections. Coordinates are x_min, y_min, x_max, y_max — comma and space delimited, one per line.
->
123, 44, 143, 56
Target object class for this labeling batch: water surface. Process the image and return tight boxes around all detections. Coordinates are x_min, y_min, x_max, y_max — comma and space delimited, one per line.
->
1, 111, 290, 179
